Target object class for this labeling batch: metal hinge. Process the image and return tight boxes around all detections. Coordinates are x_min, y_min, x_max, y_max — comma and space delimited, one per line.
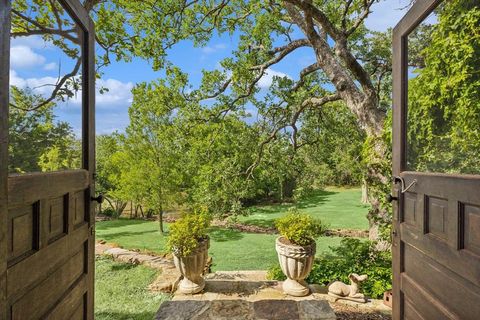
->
89, 225, 95, 236
393, 176, 417, 193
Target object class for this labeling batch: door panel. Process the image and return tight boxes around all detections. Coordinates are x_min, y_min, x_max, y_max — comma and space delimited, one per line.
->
392, 1, 480, 319
0, 1, 95, 319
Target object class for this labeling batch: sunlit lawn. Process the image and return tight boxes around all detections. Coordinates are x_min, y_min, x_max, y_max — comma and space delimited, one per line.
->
96, 188, 366, 270
96, 219, 343, 271
95, 256, 170, 320
239, 187, 370, 230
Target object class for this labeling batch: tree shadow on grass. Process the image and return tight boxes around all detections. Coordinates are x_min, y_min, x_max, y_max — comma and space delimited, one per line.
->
238, 218, 275, 228
95, 311, 156, 320
242, 189, 340, 227
296, 189, 338, 209
208, 227, 244, 242
96, 229, 160, 242
95, 218, 156, 231
110, 263, 138, 271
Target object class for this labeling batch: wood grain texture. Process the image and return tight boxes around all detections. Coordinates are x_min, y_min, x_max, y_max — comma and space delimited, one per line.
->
0, 1, 10, 318
85, 16, 97, 320
11, 248, 85, 319
7, 225, 88, 300
7, 170, 89, 207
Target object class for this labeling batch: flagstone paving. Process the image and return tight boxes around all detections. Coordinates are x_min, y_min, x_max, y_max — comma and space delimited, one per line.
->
96, 243, 391, 319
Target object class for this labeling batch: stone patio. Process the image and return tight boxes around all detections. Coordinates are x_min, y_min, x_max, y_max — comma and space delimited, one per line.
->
155, 271, 391, 319
156, 299, 336, 320
96, 244, 391, 319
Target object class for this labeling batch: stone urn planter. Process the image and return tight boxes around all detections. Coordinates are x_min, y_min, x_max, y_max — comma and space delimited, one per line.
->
275, 236, 316, 296
173, 236, 210, 294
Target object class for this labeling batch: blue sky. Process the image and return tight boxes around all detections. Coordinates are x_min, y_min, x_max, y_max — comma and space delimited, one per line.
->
10, 0, 412, 135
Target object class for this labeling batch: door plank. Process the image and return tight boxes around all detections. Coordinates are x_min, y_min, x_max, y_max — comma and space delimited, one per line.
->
45, 275, 87, 320
7, 225, 88, 299
402, 275, 459, 320
8, 170, 89, 207
11, 248, 85, 320
400, 223, 480, 287
403, 244, 480, 318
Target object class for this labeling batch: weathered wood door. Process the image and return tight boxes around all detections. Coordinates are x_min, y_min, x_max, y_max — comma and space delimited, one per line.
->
0, 1, 96, 319
392, 0, 480, 319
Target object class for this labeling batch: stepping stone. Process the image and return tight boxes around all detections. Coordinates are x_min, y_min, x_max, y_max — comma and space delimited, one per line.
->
253, 299, 299, 320
155, 301, 210, 320
155, 299, 336, 320
298, 300, 337, 320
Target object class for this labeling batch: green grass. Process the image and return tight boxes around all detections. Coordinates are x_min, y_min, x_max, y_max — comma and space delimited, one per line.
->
96, 219, 344, 271
96, 188, 367, 270
95, 256, 170, 320
239, 187, 370, 230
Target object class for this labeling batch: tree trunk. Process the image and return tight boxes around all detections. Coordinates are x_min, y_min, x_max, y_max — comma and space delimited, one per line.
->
282, 177, 296, 199
159, 203, 165, 234
363, 134, 391, 243
361, 179, 369, 204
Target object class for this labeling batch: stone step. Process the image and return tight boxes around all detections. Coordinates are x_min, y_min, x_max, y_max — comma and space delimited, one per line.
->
156, 299, 337, 320
205, 270, 268, 282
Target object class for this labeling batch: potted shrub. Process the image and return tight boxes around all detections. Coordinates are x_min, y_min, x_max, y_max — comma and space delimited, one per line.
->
275, 209, 326, 296
167, 211, 212, 294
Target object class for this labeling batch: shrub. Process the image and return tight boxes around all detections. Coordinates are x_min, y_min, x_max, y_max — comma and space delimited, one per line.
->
267, 238, 392, 299
101, 207, 117, 218
275, 209, 327, 246
167, 210, 212, 257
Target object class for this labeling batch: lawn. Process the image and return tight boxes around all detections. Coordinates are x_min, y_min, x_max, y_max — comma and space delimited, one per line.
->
96, 219, 344, 271
95, 256, 170, 320
96, 187, 367, 270
239, 187, 370, 230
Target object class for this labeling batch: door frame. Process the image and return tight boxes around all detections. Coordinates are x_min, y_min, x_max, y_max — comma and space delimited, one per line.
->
0, 1, 11, 319
0, 1, 95, 318
392, 0, 444, 319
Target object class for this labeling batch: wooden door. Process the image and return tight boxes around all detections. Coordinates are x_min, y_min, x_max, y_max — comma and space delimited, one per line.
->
0, 1, 96, 319
392, 1, 480, 319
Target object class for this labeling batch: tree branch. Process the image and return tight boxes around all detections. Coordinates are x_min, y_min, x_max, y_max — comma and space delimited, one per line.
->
9, 58, 82, 112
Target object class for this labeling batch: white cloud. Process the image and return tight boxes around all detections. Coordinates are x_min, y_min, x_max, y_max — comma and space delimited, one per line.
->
202, 43, 227, 54
10, 70, 26, 88
258, 68, 291, 88
10, 70, 133, 111
43, 62, 58, 71
11, 35, 53, 50
10, 45, 46, 68
9, 69, 59, 95
95, 111, 130, 134
96, 78, 134, 108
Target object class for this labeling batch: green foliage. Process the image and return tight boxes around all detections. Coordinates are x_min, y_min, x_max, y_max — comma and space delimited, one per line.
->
407, 0, 480, 174
8, 87, 79, 173
310, 238, 391, 299
12, 0, 397, 238
266, 264, 287, 281
296, 103, 366, 190
275, 209, 327, 246
100, 208, 117, 218
167, 210, 212, 257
